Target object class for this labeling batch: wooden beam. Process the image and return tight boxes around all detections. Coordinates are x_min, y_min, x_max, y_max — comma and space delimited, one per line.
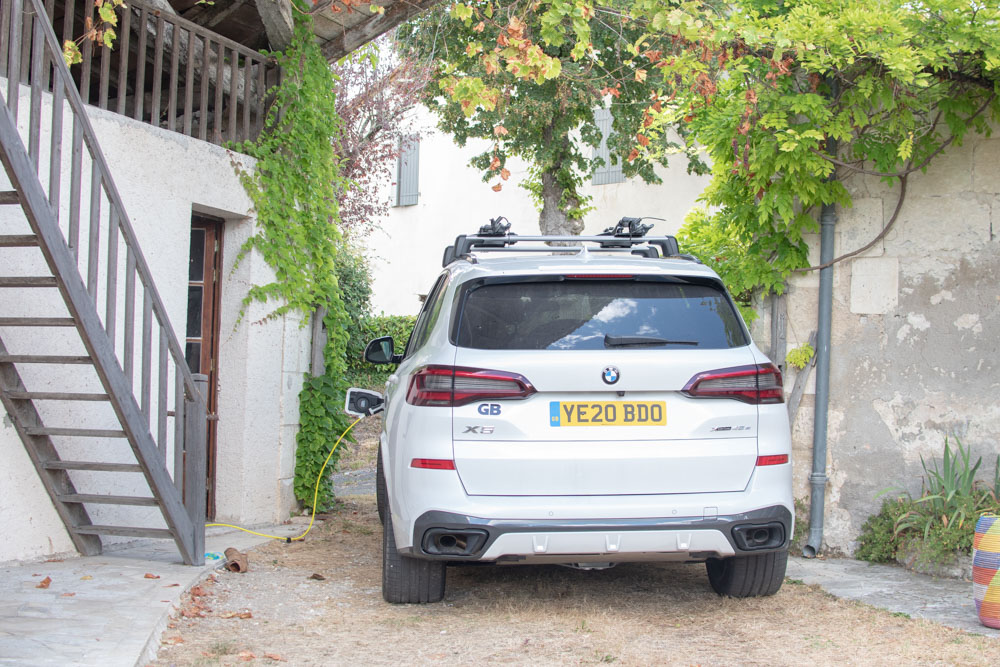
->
255, 0, 294, 51
180, 0, 248, 28
320, 0, 443, 62
787, 331, 818, 427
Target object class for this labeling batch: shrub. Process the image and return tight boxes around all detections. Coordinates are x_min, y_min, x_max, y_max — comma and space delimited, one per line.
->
855, 437, 1000, 566
336, 245, 374, 357
333, 248, 417, 387
855, 497, 913, 563
345, 313, 417, 388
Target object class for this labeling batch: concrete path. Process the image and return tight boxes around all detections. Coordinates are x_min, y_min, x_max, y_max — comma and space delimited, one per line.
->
787, 555, 999, 638
332, 467, 376, 496
1, 516, 995, 666
0, 523, 298, 667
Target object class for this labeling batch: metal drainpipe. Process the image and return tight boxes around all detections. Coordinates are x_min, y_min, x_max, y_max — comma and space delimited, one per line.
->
803, 129, 838, 558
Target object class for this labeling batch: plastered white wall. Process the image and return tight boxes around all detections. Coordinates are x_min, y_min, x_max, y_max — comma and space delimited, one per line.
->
368, 109, 712, 315
0, 82, 305, 563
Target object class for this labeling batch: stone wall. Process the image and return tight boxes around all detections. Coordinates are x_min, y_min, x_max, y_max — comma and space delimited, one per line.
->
756, 130, 1000, 554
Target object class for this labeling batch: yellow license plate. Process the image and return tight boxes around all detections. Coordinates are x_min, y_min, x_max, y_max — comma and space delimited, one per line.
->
549, 401, 666, 427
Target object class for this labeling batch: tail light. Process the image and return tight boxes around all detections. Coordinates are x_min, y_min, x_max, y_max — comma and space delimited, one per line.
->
411, 458, 456, 470
406, 365, 536, 407
682, 364, 784, 404
756, 454, 789, 466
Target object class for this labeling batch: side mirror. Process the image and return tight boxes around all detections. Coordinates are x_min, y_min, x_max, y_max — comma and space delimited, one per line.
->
364, 336, 401, 364
345, 388, 384, 417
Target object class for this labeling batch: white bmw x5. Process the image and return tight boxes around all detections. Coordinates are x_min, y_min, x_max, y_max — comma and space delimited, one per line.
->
356, 218, 793, 604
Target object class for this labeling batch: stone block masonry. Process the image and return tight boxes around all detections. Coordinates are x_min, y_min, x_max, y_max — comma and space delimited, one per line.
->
770, 127, 1000, 554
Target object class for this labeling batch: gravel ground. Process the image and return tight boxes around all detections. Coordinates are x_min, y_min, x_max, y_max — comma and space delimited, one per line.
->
151, 494, 1000, 666
331, 468, 376, 497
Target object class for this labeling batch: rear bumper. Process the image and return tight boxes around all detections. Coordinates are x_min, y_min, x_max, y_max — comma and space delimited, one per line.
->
402, 504, 791, 563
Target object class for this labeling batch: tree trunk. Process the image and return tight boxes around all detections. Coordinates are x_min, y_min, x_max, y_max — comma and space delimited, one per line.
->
537, 125, 584, 237
538, 170, 584, 236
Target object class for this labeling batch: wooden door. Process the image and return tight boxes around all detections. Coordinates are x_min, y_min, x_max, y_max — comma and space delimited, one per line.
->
186, 215, 223, 518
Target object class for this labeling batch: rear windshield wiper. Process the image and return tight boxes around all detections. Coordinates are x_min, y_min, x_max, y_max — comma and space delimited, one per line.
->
604, 334, 699, 347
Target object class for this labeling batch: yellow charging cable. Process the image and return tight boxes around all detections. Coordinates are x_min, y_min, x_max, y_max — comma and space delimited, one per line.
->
205, 415, 365, 542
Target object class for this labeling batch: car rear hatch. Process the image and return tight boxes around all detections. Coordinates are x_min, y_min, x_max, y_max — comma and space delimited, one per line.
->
439, 275, 776, 496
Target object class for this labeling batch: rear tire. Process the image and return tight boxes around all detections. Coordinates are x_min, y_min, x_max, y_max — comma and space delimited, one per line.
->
382, 507, 446, 604
706, 549, 787, 597
376, 447, 386, 525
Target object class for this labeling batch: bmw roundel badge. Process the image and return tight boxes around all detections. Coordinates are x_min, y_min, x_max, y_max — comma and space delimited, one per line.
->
602, 366, 620, 385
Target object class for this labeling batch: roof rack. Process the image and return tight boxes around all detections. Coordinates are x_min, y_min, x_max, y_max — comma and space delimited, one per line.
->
441, 216, 693, 267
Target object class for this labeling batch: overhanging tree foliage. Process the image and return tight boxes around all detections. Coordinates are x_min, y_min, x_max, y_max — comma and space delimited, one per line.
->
397, 1, 705, 235
333, 40, 431, 236
436, 0, 999, 309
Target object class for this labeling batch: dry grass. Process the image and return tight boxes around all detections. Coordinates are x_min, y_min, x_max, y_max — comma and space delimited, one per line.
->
153, 496, 999, 666
335, 414, 381, 472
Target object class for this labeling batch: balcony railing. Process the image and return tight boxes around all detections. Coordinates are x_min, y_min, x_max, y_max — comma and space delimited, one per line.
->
1, 0, 279, 145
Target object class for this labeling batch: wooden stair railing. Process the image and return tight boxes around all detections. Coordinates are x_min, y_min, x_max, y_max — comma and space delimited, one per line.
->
0, 0, 207, 565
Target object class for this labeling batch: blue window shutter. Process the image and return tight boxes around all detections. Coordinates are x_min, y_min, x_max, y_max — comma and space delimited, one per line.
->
592, 108, 624, 186
396, 135, 420, 206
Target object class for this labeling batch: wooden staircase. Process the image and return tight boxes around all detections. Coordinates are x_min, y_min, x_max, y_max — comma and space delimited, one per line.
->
0, 0, 206, 565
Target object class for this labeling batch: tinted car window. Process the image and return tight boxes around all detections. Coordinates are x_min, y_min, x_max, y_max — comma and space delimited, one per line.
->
404, 273, 450, 358
455, 279, 746, 350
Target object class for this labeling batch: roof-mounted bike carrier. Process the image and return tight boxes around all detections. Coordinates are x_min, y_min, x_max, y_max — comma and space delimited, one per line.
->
442, 216, 687, 267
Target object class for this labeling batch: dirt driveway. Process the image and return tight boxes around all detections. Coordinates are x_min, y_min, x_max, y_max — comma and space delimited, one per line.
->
152, 494, 999, 666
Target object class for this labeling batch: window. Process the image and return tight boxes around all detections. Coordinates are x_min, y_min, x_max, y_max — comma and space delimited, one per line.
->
592, 108, 625, 185
454, 279, 747, 350
395, 135, 420, 206
404, 273, 450, 358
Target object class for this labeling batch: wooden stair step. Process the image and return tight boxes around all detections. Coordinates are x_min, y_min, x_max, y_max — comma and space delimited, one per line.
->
0, 276, 58, 287
0, 317, 76, 327
74, 525, 174, 539
25, 426, 126, 437
0, 234, 38, 247
0, 354, 92, 364
0, 191, 19, 205
7, 391, 109, 401
44, 460, 142, 473
58, 493, 159, 507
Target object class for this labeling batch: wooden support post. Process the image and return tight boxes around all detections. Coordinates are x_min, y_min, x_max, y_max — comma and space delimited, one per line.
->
183, 373, 208, 566
787, 331, 818, 427
769, 293, 787, 374
310, 307, 327, 377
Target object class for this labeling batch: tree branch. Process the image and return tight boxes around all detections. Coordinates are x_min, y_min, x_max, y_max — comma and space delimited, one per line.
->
808, 92, 995, 178
794, 172, 908, 273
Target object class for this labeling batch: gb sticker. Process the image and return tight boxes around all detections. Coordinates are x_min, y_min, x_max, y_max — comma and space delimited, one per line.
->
477, 403, 502, 416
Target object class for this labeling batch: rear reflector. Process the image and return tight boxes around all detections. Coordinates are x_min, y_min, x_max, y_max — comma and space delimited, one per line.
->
411, 458, 456, 470
406, 365, 536, 407
756, 454, 789, 466
682, 364, 784, 404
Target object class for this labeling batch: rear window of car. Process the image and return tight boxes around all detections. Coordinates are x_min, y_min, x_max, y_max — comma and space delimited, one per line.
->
454, 279, 747, 350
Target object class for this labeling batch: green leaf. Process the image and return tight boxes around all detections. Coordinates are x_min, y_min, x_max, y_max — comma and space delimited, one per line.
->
451, 3, 473, 21
62, 40, 82, 67
98, 2, 118, 27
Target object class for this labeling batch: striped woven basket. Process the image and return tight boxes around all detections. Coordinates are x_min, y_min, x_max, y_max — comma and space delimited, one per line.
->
974, 513, 1000, 629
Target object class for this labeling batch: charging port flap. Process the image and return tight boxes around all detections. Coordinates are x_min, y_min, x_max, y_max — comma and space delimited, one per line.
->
345, 388, 385, 417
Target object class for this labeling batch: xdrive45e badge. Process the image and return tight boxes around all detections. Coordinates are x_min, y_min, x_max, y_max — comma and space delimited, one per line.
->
602, 366, 620, 385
